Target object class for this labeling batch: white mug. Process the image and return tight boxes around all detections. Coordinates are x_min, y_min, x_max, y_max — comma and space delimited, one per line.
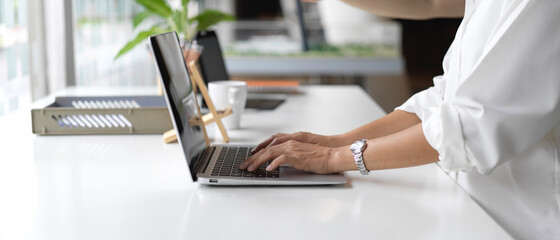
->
208, 81, 247, 130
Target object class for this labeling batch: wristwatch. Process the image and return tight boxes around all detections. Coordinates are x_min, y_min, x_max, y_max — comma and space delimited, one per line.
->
350, 139, 370, 175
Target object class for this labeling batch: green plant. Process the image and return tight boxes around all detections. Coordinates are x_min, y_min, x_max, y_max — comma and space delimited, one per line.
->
114, 0, 235, 59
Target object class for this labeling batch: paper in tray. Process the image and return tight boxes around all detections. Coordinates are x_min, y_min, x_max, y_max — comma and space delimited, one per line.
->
31, 96, 173, 135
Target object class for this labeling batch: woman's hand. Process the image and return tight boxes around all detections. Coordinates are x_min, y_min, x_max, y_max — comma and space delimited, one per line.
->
250, 132, 344, 155
240, 140, 347, 174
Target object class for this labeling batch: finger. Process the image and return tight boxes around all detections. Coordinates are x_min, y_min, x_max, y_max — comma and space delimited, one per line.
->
239, 150, 257, 169
251, 136, 275, 154
240, 145, 269, 169
257, 140, 299, 171
246, 151, 272, 172
247, 148, 282, 172
251, 133, 285, 154
266, 155, 290, 171
266, 135, 294, 148
243, 139, 298, 170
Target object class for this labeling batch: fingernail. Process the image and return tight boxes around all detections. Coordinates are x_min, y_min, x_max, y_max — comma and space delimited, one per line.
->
266, 165, 272, 171
239, 163, 246, 169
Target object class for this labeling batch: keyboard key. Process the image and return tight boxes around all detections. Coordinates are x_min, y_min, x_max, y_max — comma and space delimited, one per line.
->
255, 171, 266, 178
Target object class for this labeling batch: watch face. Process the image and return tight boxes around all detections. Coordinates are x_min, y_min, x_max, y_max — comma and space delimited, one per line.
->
350, 140, 365, 152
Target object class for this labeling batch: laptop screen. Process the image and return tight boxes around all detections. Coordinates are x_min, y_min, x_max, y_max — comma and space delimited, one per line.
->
149, 32, 206, 181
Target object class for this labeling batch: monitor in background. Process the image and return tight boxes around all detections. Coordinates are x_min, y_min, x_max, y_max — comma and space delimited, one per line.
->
233, 0, 308, 52
194, 30, 287, 110
195, 30, 229, 84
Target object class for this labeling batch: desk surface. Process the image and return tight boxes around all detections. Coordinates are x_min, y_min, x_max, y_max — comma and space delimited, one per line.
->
0, 86, 511, 240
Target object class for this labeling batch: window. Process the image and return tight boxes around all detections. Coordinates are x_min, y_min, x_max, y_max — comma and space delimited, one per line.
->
73, 0, 158, 87
0, 0, 31, 117
1, 0, 169, 117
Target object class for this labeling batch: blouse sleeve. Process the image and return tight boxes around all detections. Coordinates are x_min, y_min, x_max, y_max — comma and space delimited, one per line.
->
396, 76, 474, 173
397, 1, 560, 174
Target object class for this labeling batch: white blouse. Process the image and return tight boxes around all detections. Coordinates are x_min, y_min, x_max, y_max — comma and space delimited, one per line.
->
396, 0, 560, 239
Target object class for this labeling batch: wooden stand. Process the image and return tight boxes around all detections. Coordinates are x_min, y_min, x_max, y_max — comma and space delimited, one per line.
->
163, 61, 232, 145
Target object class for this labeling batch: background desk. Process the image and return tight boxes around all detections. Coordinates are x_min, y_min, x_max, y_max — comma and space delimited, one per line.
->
226, 57, 404, 77
226, 56, 410, 114
0, 86, 511, 240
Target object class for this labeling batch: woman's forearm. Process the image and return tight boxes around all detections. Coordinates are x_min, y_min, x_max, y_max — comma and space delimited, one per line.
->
332, 110, 422, 146
331, 123, 439, 172
243, 114, 438, 174
339, 0, 465, 19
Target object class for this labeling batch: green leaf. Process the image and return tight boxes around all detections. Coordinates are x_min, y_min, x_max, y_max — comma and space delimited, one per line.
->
135, 0, 172, 18
181, 0, 189, 28
189, 9, 235, 32
133, 10, 154, 29
171, 10, 185, 35
181, 0, 190, 9
114, 26, 167, 60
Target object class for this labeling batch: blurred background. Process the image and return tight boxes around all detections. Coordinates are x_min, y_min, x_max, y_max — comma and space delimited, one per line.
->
0, 0, 461, 116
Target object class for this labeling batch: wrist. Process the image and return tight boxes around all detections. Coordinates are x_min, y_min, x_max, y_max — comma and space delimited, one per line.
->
326, 134, 351, 147
330, 146, 358, 172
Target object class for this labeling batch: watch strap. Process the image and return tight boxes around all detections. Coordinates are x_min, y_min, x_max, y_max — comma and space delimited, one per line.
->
353, 152, 369, 175
351, 139, 370, 175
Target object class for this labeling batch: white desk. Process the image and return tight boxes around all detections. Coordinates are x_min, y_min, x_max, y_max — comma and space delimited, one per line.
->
0, 86, 512, 240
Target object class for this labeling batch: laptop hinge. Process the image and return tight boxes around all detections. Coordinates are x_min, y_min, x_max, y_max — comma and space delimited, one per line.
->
190, 146, 215, 181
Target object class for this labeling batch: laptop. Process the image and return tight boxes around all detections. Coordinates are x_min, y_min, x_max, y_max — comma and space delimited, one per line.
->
149, 31, 346, 185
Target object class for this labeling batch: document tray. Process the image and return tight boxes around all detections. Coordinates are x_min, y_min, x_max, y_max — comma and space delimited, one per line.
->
31, 96, 173, 135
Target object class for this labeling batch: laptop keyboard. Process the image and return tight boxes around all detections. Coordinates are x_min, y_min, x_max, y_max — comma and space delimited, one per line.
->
211, 147, 280, 178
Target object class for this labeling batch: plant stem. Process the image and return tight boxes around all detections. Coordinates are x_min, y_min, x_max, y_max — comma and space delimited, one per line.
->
184, 3, 191, 41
